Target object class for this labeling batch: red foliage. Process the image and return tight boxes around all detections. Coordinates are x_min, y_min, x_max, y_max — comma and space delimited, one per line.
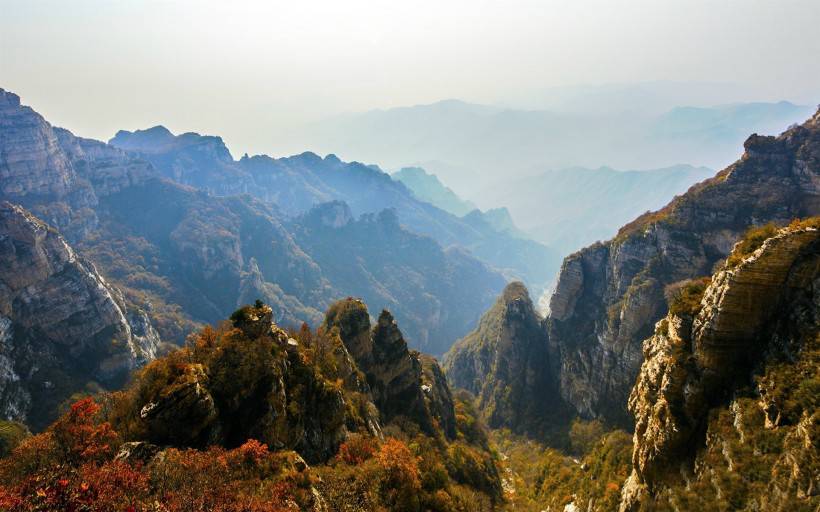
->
338, 435, 378, 465
51, 398, 119, 464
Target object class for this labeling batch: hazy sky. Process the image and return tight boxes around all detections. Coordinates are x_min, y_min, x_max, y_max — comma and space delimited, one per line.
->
2, 0, 819, 157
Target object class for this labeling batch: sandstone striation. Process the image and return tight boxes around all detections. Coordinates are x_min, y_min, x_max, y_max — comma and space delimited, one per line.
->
621, 222, 819, 510
545, 106, 820, 424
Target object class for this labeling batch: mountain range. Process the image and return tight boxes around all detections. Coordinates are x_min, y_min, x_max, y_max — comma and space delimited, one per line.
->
280, 98, 814, 197
0, 81, 818, 511
446, 105, 820, 510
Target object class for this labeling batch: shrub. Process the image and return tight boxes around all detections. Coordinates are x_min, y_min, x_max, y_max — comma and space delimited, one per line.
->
568, 418, 605, 455
666, 277, 711, 317
726, 223, 779, 267
0, 421, 29, 458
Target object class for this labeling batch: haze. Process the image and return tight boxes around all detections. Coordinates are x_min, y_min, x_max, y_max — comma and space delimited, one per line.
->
2, 0, 819, 160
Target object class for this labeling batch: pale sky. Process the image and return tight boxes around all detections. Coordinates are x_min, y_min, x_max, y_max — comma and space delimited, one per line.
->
2, 0, 819, 157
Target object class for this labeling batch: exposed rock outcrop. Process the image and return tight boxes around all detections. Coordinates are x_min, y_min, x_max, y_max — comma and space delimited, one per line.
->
0, 202, 157, 428
621, 223, 819, 510
324, 298, 457, 439
445, 282, 566, 433
546, 107, 820, 424
135, 303, 351, 463
0, 89, 154, 240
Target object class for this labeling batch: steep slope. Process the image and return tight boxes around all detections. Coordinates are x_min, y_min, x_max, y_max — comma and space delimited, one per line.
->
0, 88, 508, 353
621, 221, 819, 511
546, 107, 820, 424
0, 300, 505, 510
110, 125, 559, 290
322, 298, 457, 438
445, 282, 566, 434
290, 202, 506, 354
391, 166, 477, 216
486, 164, 714, 254
0, 88, 155, 240
446, 107, 820, 433
0, 202, 158, 429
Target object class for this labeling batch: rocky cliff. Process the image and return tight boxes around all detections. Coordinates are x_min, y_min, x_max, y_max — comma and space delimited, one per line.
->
110, 125, 561, 291
0, 88, 154, 240
546, 106, 820, 424
125, 299, 456, 463
323, 298, 457, 439
0, 202, 158, 429
620, 221, 819, 511
0, 88, 507, 355
445, 282, 566, 434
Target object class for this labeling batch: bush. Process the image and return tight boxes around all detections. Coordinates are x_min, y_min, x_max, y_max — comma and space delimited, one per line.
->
0, 421, 29, 458
726, 223, 779, 267
666, 277, 711, 317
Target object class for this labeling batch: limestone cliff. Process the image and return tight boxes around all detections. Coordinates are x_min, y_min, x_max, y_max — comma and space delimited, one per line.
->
621, 222, 819, 511
0, 202, 158, 429
445, 282, 565, 433
323, 298, 457, 439
546, 107, 820, 424
0, 88, 154, 240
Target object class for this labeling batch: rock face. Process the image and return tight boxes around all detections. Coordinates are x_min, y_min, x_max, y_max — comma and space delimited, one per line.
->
0, 89, 154, 240
137, 303, 351, 463
621, 223, 819, 510
445, 282, 565, 433
545, 107, 820, 424
0, 202, 158, 429
0, 89, 509, 354
292, 202, 506, 355
135, 300, 458, 463
323, 298, 457, 439
109, 124, 560, 293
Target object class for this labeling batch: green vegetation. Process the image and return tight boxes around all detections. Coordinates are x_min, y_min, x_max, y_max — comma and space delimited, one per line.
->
492, 423, 632, 512
0, 421, 29, 458
726, 222, 779, 267
665, 277, 711, 316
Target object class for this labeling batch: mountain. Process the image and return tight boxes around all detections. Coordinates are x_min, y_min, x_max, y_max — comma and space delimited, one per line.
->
485, 164, 715, 254
288, 202, 506, 354
546, 107, 820, 424
447, 106, 820, 431
0, 299, 505, 510
391, 166, 477, 216
0, 202, 159, 430
109, 125, 559, 291
0, 87, 508, 360
444, 282, 567, 434
279, 99, 814, 195
621, 220, 819, 510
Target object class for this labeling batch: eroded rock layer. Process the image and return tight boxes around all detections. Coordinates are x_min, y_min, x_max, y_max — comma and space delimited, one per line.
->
621, 223, 819, 510
546, 107, 820, 424
0, 202, 158, 428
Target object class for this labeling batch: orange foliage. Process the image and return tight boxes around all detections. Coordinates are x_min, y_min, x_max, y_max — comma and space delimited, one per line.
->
337, 434, 378, 465
51, 397, 119, 464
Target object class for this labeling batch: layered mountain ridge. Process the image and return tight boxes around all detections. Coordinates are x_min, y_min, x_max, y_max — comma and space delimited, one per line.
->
447, 105, 820, 432
0, 201, 159, 429
620, 220, 819, 510
109, 125, 560, 291
0, 87, 510, 357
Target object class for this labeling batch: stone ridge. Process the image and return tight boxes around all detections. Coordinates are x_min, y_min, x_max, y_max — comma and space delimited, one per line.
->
545, 106, 820, 424
621, 223, 819, 510
445, 281, 566, 434
324, 298, 457, 439
0, 201, 159, 428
